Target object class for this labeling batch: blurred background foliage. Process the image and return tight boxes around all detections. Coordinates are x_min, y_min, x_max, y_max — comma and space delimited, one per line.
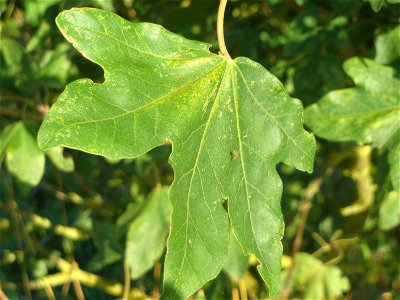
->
0, 0, 399, 299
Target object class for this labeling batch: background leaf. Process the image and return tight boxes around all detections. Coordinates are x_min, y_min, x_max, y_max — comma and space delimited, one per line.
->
88, 220, 123, 271
3, 121, 45, 186
304, 57, 399, 148
125, 186, 171, 279
379, 191, 400, 230
388, 144, 400, 191
366, 0, 385, 11
290, 253, 350, 299
46, 146, 74, 172
304, 57, 399, 193
223, 231, 248, 281
375, 25, 400, 64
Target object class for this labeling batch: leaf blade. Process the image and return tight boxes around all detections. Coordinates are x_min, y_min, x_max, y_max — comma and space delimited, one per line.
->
126, 186, 171, 279
38, 8, 315, 298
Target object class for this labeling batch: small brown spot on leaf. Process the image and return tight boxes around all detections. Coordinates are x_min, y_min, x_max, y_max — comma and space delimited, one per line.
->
231, 150, 238, 160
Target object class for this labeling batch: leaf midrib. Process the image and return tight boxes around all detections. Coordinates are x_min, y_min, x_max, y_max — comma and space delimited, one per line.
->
231, 65, 273, 290
172, 60, 230, 288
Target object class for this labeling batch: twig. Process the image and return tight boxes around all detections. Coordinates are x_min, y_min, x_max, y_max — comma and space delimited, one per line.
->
21, 273, 32, 300
4, 0, 15, 19
3, 235, 147, 299
39, 182, 109, 214
312, 232, 359, 265
151, 262, 161, 298
238, 279, 248, 300
42, 281, 56, 300
17, 209, 90, 241
27, 256, 147, 298
0, 94, 35, 104
280, 172, 329, 299
5, 196, 33, 300
73, 278, 85, 300
217, 0, 231, 59
61, 277, 71, 298
0, 108, 43, 121
0, 288, 10, 300
122, 259, 130, 300
232, 287, 239, 300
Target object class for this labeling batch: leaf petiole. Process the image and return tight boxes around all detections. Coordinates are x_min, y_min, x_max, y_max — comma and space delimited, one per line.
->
217, 0, 231, 59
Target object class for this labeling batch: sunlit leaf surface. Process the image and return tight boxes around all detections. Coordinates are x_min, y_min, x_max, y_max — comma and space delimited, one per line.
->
38, 8, 315, 298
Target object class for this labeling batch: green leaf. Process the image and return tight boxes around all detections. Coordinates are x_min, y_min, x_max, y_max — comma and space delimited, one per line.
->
292, 253, 350, 299
4, 121, 45, 186
318, 55, 346, 91
305, 57, 399, 148
38, 8, 315, 298
0, 38, 24, 68
304, 57, 400, 192
365, 0, 400, 11
126, 186, 171, 279
379, 191, 400, 230
116, 202, 143, 236
366, 0, 385, 11
389, 144, 400, 191
375, 25, 400, 64
0, 123, 18, 156
0, 38, 25, 83
46, 146, 74, 172
0, 37, 33, 92
88, 220, 123, 271
38, 44, 72, 89
223, 231, 248, 281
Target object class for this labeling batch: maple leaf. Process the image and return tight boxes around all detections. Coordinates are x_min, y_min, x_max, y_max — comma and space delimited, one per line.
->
38, 8, 315, 298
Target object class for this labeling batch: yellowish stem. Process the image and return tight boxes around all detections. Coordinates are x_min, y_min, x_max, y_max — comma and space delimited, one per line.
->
217, 0, 231, 59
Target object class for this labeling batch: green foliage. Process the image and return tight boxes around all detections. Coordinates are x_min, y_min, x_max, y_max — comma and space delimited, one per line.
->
304, 57, 399, 192
366, 0, 400, 11
379, 191, 400, 230
289, 253, 350, 299
375, 25, 400, 64
304, 57, 398, 147
125, 186, 170, 280
1, 0, 399, 299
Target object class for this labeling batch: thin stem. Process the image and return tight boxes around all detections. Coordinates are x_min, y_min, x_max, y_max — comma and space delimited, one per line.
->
73, 278, 85, 300
217, 0, 231, 59
122, 259, 130, 300
42, 281, 56, 300
280, 174, 327, 300
0, 108, 43, 121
